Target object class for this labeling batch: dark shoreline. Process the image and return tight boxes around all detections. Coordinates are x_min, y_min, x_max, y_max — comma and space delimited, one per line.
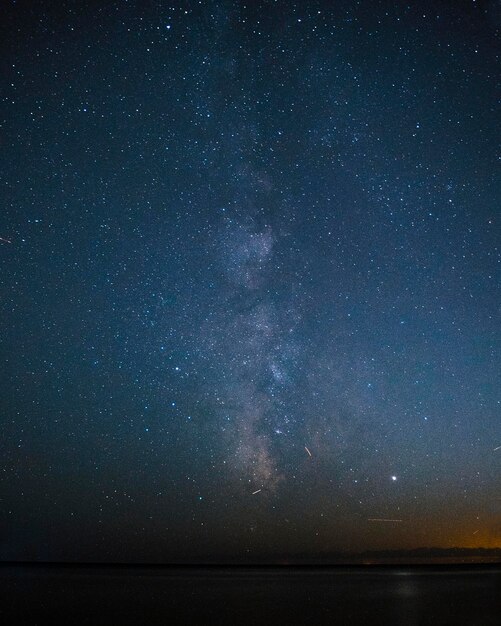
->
1, 560, 501, 569
2, 546, 500, 569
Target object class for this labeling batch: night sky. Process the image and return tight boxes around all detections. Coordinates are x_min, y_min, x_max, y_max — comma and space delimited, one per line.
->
1, 0, 499, 563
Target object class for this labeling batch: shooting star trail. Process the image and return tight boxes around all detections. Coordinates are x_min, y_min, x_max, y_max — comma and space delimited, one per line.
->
494, 446, 501, 451
473, 529, 480, 535
304, 446, 312, 457
252, 489, 261, 495
367, 518, 403, 523
0, 237, 12, 244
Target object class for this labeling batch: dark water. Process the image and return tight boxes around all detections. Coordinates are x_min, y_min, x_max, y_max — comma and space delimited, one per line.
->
1, 565, 500, 625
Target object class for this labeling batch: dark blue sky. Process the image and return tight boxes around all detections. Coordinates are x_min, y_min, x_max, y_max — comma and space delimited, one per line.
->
0, 0, 499, 562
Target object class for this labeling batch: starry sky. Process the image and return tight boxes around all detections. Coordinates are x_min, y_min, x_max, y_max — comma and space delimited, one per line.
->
0, 0, 499, 563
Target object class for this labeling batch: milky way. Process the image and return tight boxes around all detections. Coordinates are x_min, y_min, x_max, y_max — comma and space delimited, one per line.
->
198, 213, 301, 490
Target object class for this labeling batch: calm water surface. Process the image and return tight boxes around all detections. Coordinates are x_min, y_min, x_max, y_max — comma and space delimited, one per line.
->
1, 565, 500, 625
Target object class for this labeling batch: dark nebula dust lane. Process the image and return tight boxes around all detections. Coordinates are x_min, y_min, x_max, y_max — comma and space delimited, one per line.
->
0, 0, 499, 562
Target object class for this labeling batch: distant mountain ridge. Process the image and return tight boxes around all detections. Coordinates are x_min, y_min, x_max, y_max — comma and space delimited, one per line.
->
271, 547, 501, 565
